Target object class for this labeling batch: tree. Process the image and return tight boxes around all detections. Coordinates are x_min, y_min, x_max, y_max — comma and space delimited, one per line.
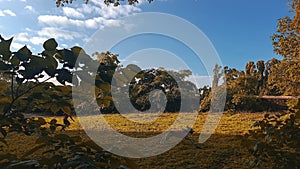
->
264, 58, 281, 95
0, 36, 138, 168
199, 64, 227, 112
269, 0, 300, 96
0, 36, 76, 116
244, 1, 300, 167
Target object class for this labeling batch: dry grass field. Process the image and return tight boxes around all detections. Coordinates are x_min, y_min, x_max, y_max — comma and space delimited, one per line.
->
2, 112, 268, 169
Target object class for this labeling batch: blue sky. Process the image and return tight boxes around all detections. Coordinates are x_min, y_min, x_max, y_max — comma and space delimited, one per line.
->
140, 0, 293, 70
0, 0, 293, 86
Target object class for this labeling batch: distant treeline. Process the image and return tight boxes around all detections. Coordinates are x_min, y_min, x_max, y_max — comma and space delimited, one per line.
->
199, 58, 298, 112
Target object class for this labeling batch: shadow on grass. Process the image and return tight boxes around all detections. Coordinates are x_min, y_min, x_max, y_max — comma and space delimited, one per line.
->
3, 129, 252, 169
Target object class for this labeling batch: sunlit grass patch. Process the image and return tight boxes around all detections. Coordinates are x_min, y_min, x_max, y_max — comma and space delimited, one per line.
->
3, 112, 267, 168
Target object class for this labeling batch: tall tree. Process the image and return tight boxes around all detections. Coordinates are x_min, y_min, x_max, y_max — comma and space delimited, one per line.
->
269, 0, 300, 95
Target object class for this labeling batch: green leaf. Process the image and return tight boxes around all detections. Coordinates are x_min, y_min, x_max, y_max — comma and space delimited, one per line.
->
15, 45, 32, 61
44, 53, 58, 69
0, 60, 10, 71
16, 77, 25, 84
49, 119, 57, 125
71, 46, 85, 56
61, 106, 71, 115
44, 67, 56, 77
57, 49, 77, 68
0, 36, 13, 61
10, 55, 20, 66
50, 105, 60, 114
50, 125, 56, 132
56, 69, 72, 85
43, 38, 58, 51
37, 117, 47, 125
19, 68, 39, 79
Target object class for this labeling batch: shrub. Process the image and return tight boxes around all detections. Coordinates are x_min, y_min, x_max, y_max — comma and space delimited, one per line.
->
243, 98, 300, 168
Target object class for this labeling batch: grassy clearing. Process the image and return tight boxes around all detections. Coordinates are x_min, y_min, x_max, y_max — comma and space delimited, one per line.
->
2, 112, 267, 169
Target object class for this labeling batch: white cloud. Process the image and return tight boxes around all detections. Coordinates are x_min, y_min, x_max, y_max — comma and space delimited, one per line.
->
38, 15, 83, 27
61, 44, 68, 48
81, 0, 141, 19
13, 32, 46, 46
14, 32, 29, 42
0, 9, 16, 17
24, 5, 36, 13
3, 9, 16, 16
25, 28, 32, 32
29, 36, 47, 45
11, 42, 31, 51
10, 0, 143, 54
0, 0, 25, 2
11, 42, 25, 50
84, 17, 122, 29
62, 7, 84, 18
36, 0, 141, 29
38, 15, 122, 29
38, 27, 82, 40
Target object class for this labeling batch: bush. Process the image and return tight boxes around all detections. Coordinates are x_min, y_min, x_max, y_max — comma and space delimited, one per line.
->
243, 98, 300, 168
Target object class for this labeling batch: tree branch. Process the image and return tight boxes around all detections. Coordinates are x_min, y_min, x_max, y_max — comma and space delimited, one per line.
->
4, 76, 53, 116
10, 69, 14, 101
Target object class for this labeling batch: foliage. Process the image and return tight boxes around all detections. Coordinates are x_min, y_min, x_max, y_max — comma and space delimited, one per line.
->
76, 51, 198, 114
0, 36, 140, 168
243, 109, 300, 168
199, 60, 274, 112
198, 86, 211, 112
287, 98, 300, 115
242, 1, 300, 168
127, 68, 197, 113
231, 95, 264, 112
269, 0, 300, 96
199, 64, 225, 112
0, 36, 78, 117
